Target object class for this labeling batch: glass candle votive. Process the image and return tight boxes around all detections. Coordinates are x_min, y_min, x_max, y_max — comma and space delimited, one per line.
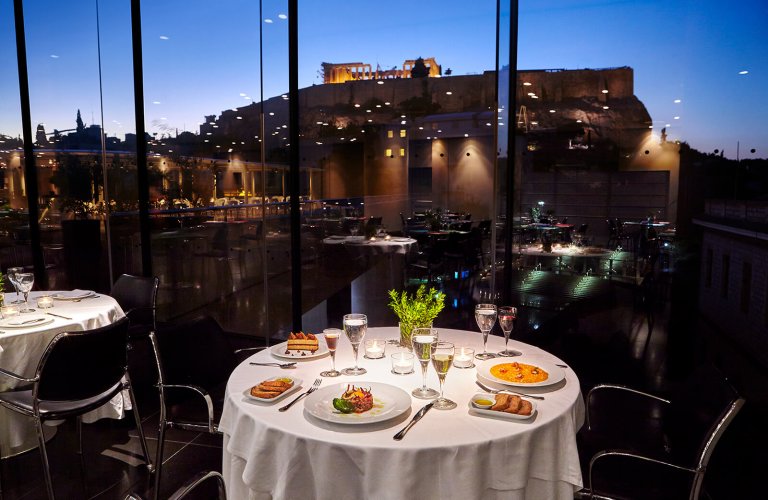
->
453, 347, 475, 369
1, 305, 20, 319
364, 339, 386, 359
391, 352, 414, 375
36, 295, 54, 309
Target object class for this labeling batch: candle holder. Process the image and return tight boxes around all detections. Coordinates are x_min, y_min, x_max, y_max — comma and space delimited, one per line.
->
1, 305, 20, 319
36, 295, 54, 309
390, 352, 414, 375
453, 347, 475, 369
364, 339, 386, 359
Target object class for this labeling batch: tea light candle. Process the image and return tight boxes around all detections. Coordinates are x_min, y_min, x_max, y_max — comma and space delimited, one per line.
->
364, 339, 385, 359
384, 234, 391, 241
37, 295, 54, 309
391, 352, 414, 374
453, 347, 475, 369
1, 305, 20, 319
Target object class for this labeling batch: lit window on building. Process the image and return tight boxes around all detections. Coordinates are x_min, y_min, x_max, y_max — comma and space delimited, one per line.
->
400, 148, 405, 157
387, 130, 393, 138
385, 148, 392, 157
400, 129, 406, 138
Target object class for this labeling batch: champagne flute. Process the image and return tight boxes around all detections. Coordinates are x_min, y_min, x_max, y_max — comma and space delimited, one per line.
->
497, 306, 521, 357
431, 341, 457, 410
6, 267, 23, 304
320, 328, 342, 377
17, 272, 35, 313
411, 328, 439, 399
341, 313, 367, 375
474, 304, 497, 360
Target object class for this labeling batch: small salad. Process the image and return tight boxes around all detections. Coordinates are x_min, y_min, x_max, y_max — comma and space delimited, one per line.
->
332, 385, 374, 414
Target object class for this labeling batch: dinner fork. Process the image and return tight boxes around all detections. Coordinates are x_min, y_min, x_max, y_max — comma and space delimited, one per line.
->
278, 378, 322, 412
475, 381, 545, 400
249, 362, 297, 368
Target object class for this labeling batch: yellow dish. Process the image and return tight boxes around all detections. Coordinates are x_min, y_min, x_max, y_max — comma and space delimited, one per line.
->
490, 362, 548, 384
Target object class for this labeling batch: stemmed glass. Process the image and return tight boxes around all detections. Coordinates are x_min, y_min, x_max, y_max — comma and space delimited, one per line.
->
430, 341, 457, 410
474, 304, 497, 360
341, 314, 367, 375
6, 267, 23, 304
320, 328, 342, 377
498, 306, 521, 357
17, 272, 35, 313
411, 328, 439, 399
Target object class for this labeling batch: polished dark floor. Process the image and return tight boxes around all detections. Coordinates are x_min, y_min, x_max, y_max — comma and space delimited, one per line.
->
1, 256, 763, 499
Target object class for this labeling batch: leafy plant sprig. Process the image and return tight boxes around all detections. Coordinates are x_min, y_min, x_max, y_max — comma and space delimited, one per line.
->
387, 284, 446, 325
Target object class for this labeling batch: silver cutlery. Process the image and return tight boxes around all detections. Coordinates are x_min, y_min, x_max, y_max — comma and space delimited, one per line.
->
249, 362, 297, 368
475, 381, 545, 400
46, 312, 73, 320
393, 402, 434, 440
10, 318, 46, 326
556, 364, 569, 368
278, 378, 321, 412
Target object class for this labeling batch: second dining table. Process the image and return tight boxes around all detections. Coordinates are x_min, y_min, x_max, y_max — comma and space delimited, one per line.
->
220, 326, 584, 500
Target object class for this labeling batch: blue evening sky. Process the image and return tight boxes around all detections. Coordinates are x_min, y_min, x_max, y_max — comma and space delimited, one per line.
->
1, 0, 766, 159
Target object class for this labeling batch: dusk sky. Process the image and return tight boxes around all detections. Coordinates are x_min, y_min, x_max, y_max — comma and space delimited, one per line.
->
1, 0, 766, 159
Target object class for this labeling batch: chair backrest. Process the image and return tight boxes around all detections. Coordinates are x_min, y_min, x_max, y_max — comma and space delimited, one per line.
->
664, 365, 745, 486
153, 315, 238, 390
35, 317, 130, 402
110, 274, 159, 332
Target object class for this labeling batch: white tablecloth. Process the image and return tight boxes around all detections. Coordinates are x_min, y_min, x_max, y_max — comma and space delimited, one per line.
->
323, 236, 417, 256
220, 327, 584, 500
0, 291, 126, 457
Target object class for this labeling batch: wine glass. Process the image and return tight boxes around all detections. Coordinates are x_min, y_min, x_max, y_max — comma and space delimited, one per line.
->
474, 304, 497, 360
430, 341, 457, 410
497, 306, 521, 357
411, 328, 439, 399
320, 328, 342, 377
6, 267, 23, 304
341, 313, 367, 375
17, 272, 35, 313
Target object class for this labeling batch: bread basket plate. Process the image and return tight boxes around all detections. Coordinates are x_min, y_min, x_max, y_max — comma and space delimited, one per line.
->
244, 376, 303, 403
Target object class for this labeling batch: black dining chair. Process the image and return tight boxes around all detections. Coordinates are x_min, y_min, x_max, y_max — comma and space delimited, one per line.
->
149, 315, 262, 500
0, 317, 153, 500
576, 365, 745, 499
110, 274, 160, 336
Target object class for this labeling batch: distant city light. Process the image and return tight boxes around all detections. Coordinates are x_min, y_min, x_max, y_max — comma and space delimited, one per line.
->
354, 104, 360, 108
576, 119, 582, 123
531, 95, 539, 99
159, 36, 169, 40
401, 120, 406, 125
464, 133, 469, 137
50, 54, 59, 58
316, 141, 323, 145
278, 14, 287, 19
601, 89, 608, 94
418, 126, 424, 130
269, 112, 275, 116
523, 82, 531, 86
239, 93, 247, 96
264, 18, 273, 23
236, 116, 242, 120
739, 70, 749, 75
603, 106, 609, 109
384, 102, 390, 105
674, 116, 680, 120
377, 81, 384, 85
674, 99, 681, 103
152, 101, 161, 104
446, 91, 452, 95
486, 123, 491, 126
549, 109, 556, 113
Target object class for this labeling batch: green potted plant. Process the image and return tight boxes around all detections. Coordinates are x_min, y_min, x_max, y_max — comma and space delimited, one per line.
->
388, 284, 446, 348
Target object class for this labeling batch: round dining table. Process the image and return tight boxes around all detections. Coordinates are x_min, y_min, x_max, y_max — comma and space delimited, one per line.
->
220, 327, 584, 500
322, 235, 417, 256
0, 290, 126, 458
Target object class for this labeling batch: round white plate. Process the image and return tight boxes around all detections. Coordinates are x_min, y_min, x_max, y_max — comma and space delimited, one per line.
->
0, 315, 55, 329
468, 393, 537, 421
304, 382, 411, 425
476, 357, 565, 387
270, 340, 329, 360
51, 290, 96, 301
243, 376, 303, 403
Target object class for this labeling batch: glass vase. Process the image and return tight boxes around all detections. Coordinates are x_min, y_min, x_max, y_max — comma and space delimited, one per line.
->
399, 321, 432, 349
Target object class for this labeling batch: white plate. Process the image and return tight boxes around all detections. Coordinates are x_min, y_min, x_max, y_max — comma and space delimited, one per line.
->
393, 238, 412, 242
476, 357, 565, 387
243, 376, 303, 403
468, 393, 537, 421
51, 290, 96, 301
0, 315, 55, 329
270, 340, 329, 360
304, 382, 411, 425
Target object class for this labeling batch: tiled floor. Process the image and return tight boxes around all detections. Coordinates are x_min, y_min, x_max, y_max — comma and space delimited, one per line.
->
1, 259, 762, 498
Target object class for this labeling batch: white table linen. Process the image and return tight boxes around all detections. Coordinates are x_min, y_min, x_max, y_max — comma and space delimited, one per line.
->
323, 236, 417, 256
0, 291, 126, 457
220, 327, 584, 500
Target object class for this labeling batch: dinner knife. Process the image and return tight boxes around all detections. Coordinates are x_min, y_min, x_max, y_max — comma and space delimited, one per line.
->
393, 402, 434, 441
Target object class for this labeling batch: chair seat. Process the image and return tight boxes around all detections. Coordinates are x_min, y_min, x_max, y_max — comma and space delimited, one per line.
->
0, 382, 124, 420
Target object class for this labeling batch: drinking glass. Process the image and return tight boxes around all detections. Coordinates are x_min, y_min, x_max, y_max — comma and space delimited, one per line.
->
430, 341, 457, 410
17, 272, 35, 313
474, 304, 497, 360
6, 267, 23, 305
341, 314, 367, 375
320, 328, 342, 377
411, 327, 439, 399
497, 306, 521, 357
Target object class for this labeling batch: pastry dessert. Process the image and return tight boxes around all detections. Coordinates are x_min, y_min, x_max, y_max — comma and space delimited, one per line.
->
287, 332, 319, 352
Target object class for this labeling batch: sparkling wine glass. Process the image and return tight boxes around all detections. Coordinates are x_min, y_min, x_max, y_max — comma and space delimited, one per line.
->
431, 341, 457, 410
497, 306, 521, 356
474, 304, 497, 360
411, 328, 439, 399
6, 267, 23, 304
320, 328, 342, 377
17, 272, 35, 313
341, 313, 367, 375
